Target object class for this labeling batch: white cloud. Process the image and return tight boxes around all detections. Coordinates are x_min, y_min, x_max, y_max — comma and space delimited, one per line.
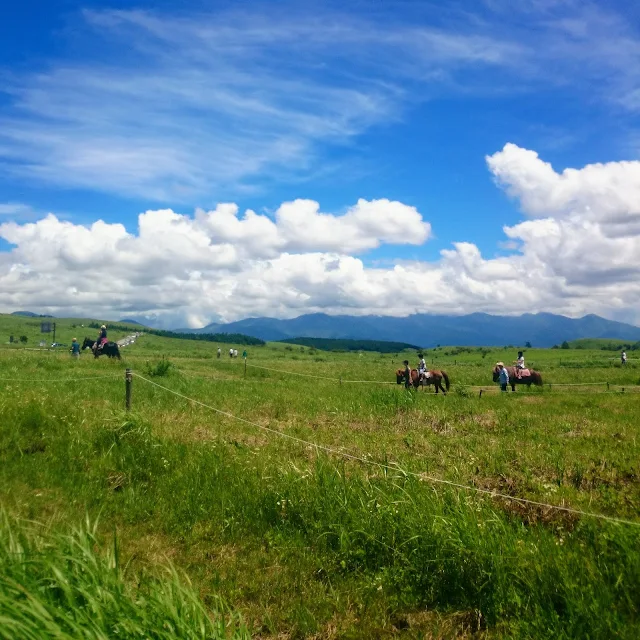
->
1, 145, 640, 326
488, 143, 640, 234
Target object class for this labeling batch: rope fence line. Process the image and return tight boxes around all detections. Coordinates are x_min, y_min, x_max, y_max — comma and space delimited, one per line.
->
245, 362, 396, 384
0, 374, 122, 382
131, 372, 640, 528
241, 362, 640, 393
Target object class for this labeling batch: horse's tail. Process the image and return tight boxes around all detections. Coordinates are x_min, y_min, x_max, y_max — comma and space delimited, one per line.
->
441, 370, 450, 391
533, 370, 543, 386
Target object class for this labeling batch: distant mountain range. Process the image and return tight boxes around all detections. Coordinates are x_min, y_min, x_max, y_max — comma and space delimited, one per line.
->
9, 310, 640, 347
175, 312, 640, 348
11, 311, 55, 318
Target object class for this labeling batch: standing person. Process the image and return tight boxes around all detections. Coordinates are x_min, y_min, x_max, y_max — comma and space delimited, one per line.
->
497, 362, 509, 392
242, 349, 247, 359
403, 360, 412, 389
229, 348, 233, 358
70, 338, 80, 359
217, 348, 221, 359
621, 350, 627, 365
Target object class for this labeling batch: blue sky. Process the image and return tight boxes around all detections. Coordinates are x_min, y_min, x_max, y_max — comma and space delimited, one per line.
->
1, 0, 640, 326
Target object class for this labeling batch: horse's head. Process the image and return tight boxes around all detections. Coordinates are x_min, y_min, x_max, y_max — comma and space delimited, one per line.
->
81, 337, 92, 350
492, 366, 500, 382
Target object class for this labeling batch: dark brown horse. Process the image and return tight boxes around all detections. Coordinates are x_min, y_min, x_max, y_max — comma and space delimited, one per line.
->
492, 365, 542, 391
396, 369, 450, 394
82, 337, 121, 359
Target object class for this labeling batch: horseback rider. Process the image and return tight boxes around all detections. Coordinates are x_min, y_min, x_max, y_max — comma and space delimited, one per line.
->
418, 353, 430, 381
94, 325, 107, 353
514, 351, 525, 378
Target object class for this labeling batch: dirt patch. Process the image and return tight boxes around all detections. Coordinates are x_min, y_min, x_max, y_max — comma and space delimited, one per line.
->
475, 475, 580, 530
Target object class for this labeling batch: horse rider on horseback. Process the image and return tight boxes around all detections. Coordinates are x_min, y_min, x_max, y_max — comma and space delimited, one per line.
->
514, 351, 525, 378
418, 353, 430, 382
94, 325, 108, 353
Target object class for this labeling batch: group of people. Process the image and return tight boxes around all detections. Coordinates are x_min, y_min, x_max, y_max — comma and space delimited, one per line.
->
401, 353, 430, 388
69, 324, 108, 358
496, 351, 527, 391
216, 347, 247, 359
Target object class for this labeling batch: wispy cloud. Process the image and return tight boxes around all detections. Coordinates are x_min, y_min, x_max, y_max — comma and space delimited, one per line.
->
0, 7, 524, 202
0, 202, 39, 221
0, 2, 638, 203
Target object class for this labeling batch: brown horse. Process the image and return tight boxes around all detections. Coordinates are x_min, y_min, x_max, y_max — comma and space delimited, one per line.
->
396, 369, 450, 394
492, 365, 542, 391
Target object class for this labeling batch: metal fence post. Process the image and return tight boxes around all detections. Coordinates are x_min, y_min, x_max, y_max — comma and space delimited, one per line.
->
125, 369, 132, 411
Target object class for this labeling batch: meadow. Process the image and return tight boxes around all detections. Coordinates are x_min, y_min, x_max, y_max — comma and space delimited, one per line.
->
1, 314, 639, 638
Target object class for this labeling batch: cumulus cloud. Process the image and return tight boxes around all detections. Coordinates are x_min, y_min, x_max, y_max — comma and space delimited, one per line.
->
1, 146, 640, 326
488, 143, 640, 234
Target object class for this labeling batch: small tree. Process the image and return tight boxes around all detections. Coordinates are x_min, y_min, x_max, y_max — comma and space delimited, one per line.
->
525, 341, 532, 349
19, 335, 28, 343
561, 340, 570, 350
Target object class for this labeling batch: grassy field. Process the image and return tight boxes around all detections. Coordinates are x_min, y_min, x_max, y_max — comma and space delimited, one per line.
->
1, 314, 639, 638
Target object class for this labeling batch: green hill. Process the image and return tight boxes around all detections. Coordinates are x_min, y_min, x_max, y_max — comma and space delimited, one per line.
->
276, 337, 420, 353
568, 338, 640, 351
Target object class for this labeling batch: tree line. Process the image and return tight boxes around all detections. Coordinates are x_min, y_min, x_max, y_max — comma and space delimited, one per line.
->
87, 322, 265, 346
279, 337, 421, 353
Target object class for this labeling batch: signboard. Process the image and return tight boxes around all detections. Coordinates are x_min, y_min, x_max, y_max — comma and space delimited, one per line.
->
41, 322, 52, 333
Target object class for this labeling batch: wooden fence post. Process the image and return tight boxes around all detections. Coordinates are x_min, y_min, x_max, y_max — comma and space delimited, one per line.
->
244, 358, 247, 378
479, 389, 483, 398
125, 369, 132, 411
339, 377, 342, 386
607, 382, 610, 391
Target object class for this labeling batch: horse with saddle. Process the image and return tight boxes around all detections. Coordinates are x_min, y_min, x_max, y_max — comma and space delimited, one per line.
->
395, 367, 450, 394
492, 364, 542, 391
82, 337, 121, 359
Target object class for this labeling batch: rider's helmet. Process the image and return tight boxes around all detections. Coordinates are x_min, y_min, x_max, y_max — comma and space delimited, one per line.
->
101, 325, 106, 329
403, 360, 409, 365
418, 353, 423, 358
518, 351, 523, 356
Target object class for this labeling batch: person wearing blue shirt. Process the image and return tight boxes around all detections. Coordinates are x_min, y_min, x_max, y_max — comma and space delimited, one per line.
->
497, 362, 509, 392
70, 338, 80, 359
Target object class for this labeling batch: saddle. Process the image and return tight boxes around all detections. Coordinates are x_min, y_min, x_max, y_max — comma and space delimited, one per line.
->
516, 368, 530, 378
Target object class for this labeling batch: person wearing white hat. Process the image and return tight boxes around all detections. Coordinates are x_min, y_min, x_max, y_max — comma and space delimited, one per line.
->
94, 324, 108, 353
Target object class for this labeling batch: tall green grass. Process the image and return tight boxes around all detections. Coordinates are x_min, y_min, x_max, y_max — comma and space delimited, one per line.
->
1, 321, 640, 637
0, 511, 249, 639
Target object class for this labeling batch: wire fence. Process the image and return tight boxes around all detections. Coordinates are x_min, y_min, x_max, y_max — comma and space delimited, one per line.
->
132, 372, 640, 529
